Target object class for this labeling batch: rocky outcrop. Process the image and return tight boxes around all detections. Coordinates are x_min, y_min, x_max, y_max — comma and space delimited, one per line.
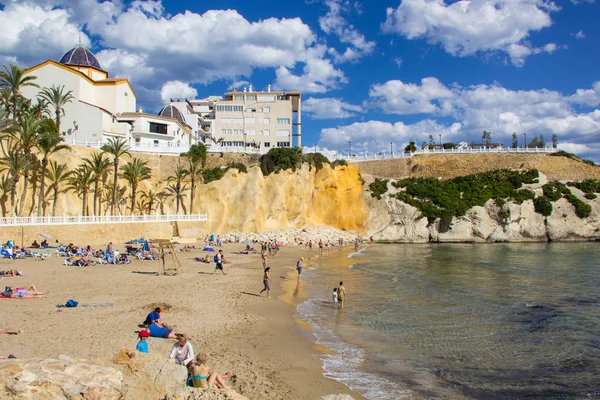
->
366, 173, 600, 243
0, 350, 241, 400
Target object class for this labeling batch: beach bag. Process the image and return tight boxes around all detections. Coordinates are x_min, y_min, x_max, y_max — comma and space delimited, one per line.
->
65, 299, 79, 308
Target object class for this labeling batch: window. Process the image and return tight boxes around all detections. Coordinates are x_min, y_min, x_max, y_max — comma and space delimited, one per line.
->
216, 105, 243, 112
263, 118, 270, 124
277, 141, 290, 147
149, 122, 168, 135
263, 107, 270, 113
221, 129, 226, 135
277, 118, 291, 125
153, 140, 159, 146
264, 129, 270, 136
276, 130, 290, 137
233, 118, 243, 124
264, 142, 270, 148
245, 118, 255, 124
246, 94, 257, 101
227, 129, 232, 135
234, 95, 244, 101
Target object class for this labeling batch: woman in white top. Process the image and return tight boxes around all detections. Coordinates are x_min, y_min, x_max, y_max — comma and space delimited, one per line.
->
169, 334, 195, 366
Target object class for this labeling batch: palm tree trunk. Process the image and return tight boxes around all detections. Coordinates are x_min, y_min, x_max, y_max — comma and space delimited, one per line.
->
189, 182, 195, 215
10, 177, 18, 216
29, 174, 38, 216
92, 180, 99, 216
176, 184, 181, 213
81, 192, 86, 216
18, 172, 29, 216
37, 159, 48, 217
111, 159, 118, 215
12, 89, 17, 120
0, 196, 7, 217
52, 186, 58, 217
56, 110, 61, 136
130, 184, 137, 215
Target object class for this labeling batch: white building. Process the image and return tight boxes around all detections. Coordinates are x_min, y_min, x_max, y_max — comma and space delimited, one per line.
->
22, 46, 194, 148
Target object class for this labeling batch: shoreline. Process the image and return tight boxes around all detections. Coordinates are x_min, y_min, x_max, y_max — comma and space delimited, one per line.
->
0, 240, 364, 399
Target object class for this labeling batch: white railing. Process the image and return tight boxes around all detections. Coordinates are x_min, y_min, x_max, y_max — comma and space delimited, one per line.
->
336, 146, 559, 162
0, 213, 208, 227
65, 139, 268, 155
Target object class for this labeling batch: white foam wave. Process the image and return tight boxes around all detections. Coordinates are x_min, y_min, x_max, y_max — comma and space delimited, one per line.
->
296, 299, 412, 400
348, 246, 368, 258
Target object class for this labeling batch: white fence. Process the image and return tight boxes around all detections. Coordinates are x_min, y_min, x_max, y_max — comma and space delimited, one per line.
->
0, 213, 208, 227
336, 146, 559, 162
65, 139, 267, 155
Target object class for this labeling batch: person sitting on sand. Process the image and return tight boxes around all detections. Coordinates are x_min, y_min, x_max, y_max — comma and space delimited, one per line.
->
144, 321, 177, 339
41, 239, 48, 248
0, 270, 24, 277
190, 353, 232, 390
1, 284, 47, 299
30, 240, 40, 249
145, 307, 169, 328
170, 333, 195, 366
0, 328, 22, 335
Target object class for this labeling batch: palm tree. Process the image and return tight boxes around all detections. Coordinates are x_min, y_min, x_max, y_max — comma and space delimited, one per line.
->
181, 143, 207, 168
184, 158, 203, 214
140, 188, 161, 214
101, 137, 130, 215
82, 152, 111, 216
164, 183, 188, 214
38, 84, 74, 135
0, 174, 12, 217
0, 64, 39, 120
46, 160, 72, 217
36, 133, 70, 216
0, 109, 16, 140
68, 165, 94, 216
0, 141, 31, 215
120, 157, 151, 214
11, 113, 44, 216
166, 163, 188, 214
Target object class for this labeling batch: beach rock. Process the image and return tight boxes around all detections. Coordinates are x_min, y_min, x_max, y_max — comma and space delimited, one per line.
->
546, 197, 600, 241
0, 350, 248, 400
317, 395, 355, 400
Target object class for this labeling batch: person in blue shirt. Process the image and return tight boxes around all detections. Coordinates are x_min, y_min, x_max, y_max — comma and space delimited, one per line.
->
136, 330, 150, 353
145, 307, 167, 327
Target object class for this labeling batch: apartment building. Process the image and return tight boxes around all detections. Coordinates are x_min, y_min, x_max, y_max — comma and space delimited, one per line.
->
168, 86, 302, 151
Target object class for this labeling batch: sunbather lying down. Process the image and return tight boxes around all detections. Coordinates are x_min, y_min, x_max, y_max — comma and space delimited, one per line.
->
0, 328, 22, 335
194, 254, 212, 263
0, 270, 24, 277
1, 284, 47, 299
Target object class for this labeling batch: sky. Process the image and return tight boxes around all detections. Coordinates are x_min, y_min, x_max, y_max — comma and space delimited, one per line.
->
1, 0, 599, 161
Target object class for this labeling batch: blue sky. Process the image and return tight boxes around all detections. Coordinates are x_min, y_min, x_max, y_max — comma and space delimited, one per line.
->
1, 0, 599, 160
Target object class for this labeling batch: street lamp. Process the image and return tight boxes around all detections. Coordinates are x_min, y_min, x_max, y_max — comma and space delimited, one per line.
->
314, 143, 317, 154
348, 140, 351, 158
439, 134, 442, 149
524, 133, 527, 149
390, 141, 393, 157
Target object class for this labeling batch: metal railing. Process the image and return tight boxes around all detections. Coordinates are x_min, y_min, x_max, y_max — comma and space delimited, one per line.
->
0, 213, 208, 227
65, 139, 268, 155
335, 146, 559, 162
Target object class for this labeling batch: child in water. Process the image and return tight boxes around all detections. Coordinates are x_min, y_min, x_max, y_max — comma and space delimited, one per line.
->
332, 287, 338, 303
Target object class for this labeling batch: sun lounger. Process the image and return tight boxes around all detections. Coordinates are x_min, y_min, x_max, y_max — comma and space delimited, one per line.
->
56, 248, 67, 257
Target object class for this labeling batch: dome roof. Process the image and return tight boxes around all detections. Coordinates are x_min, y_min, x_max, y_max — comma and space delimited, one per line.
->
158, 105, 186, 126
59, 46, 102, 70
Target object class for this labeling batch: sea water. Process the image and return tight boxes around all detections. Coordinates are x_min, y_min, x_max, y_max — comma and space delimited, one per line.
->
296, 243, 600, 399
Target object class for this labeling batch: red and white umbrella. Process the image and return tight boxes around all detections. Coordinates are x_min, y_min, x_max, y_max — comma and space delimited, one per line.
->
39, 233, 52, 240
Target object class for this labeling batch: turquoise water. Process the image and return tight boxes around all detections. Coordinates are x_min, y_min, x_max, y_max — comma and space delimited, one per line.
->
297, 243, 600, 399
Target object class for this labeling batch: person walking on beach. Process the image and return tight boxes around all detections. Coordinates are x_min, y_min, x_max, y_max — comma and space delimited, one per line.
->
296, 257, 304, 280
308, 240, 312, 251
338, 281, 346, 309
318, 239, 323, 254
260, 267, 271, 298
261, 247, 268, 269
214, 250, 226, 275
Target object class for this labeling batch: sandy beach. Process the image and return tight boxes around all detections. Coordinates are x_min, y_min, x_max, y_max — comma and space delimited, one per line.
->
0, 240, 364, 400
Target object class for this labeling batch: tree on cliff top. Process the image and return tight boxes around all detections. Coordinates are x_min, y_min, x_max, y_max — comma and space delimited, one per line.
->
259, 147, 302, 176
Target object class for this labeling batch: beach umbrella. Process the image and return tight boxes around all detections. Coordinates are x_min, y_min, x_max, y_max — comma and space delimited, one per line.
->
202, 246, 215, 252
126, 239, 146, 244
39, 233, 52, 240
142, 241, 150, 252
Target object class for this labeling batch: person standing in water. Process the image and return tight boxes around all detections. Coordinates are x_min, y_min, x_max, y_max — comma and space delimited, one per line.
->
296, 257, 303, 280
338, 281, 346, 309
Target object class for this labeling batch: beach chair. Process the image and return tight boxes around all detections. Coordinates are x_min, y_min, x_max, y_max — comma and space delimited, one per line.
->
56, 248, 67, 257
1, 249, 14, 259
64, 258, 74, 267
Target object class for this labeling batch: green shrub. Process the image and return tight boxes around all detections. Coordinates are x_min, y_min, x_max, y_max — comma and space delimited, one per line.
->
303, 153, 330, 171
534, 197, 553, 216
585, 193, 597, 200
551, 151, 598, 167
568, 179, 600, 194
259, 148, 302, 175
228, 162, 248, 173
202, 167, 228, 183
369, 178, 389, 199
542, 182, 567, 202
331, 159, 348, 168
565, 193, 592, 218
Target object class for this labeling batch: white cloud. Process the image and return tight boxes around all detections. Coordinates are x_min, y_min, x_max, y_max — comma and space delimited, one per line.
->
303, 97, 363, 119
366, 77, 454, 115
0, 1, 348, 103
575, 30, 585, 39
319, 0, 376, 63
393, 57, 403, 68
382, 0, 560, 66
160, 81, 198, 104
